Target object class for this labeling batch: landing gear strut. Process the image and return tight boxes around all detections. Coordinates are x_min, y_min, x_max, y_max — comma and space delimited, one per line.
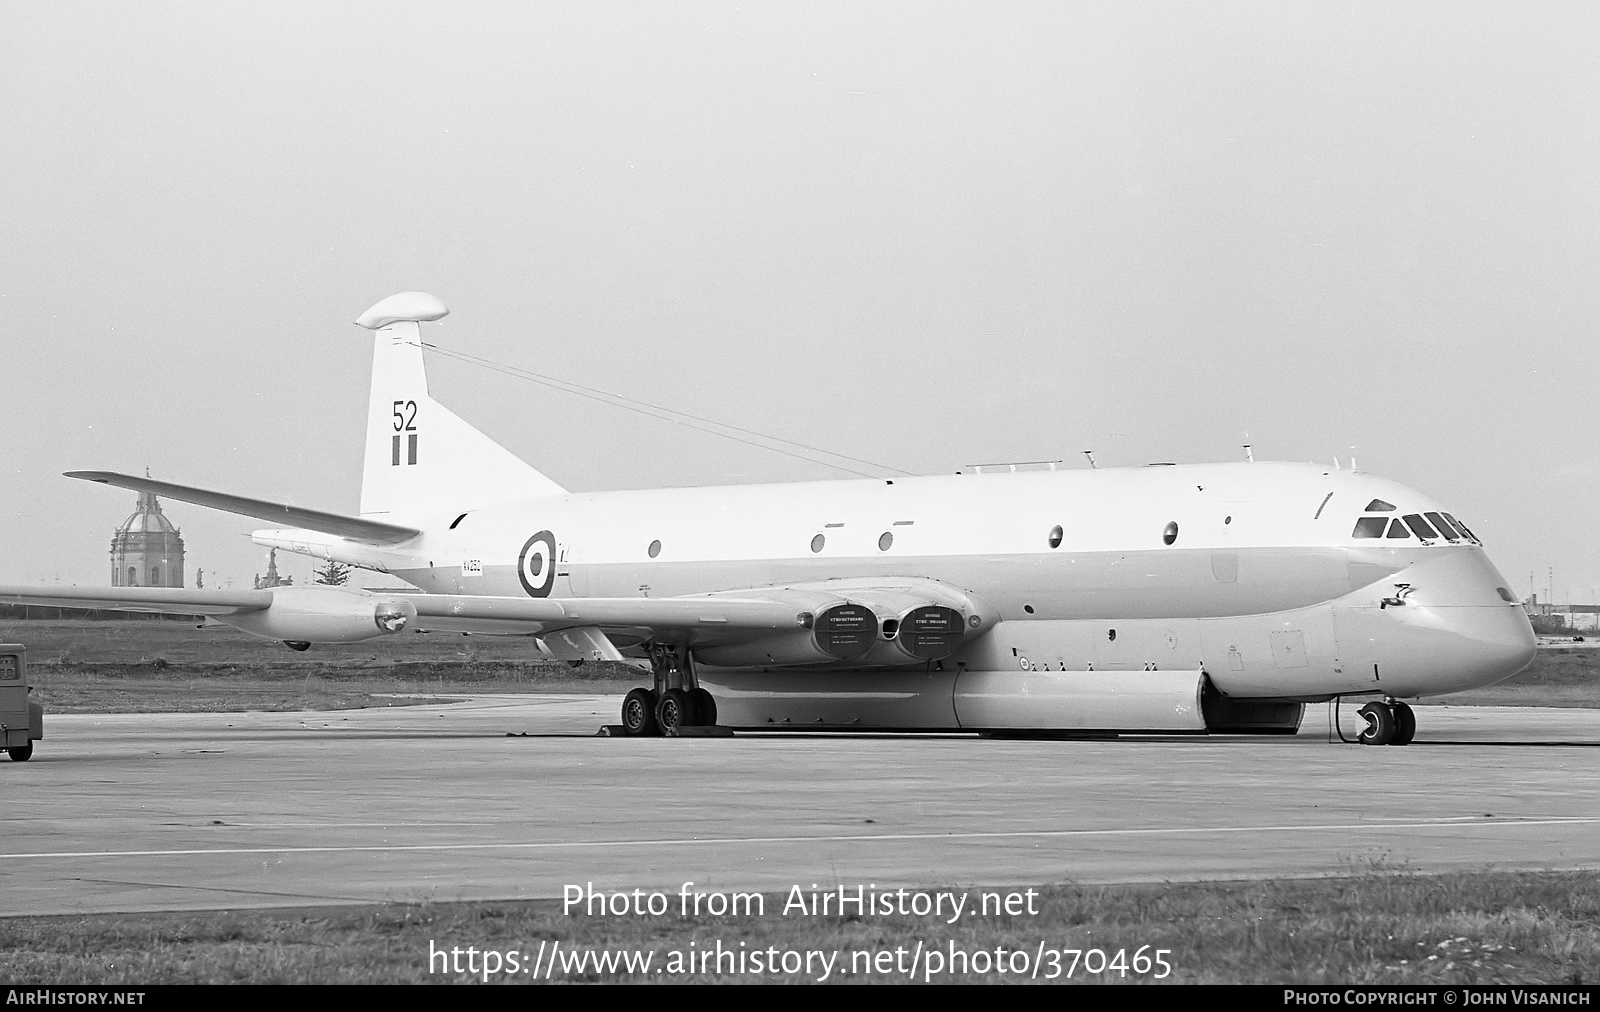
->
618, 643, 720, 736
1350, 698, 1416, 746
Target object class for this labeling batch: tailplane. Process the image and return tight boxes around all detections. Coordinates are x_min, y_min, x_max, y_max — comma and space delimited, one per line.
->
355, 292, 566, 520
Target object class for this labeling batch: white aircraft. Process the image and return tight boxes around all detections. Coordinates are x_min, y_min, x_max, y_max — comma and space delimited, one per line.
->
1, 292, 1535, 744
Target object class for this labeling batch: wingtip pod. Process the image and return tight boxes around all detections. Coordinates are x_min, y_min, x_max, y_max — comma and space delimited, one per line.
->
355, 292, 450, 330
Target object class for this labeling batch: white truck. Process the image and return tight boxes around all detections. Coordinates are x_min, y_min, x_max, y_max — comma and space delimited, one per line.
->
1, 645, 43, 761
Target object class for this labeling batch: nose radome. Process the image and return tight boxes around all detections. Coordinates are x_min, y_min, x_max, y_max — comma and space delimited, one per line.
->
1441, 602, 1536, 689
1359, 548, 1536, 695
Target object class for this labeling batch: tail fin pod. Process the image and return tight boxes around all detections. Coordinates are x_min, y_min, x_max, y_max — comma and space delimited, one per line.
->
355, 292, 566, 519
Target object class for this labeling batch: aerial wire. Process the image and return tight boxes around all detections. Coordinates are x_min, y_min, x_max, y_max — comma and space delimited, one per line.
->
421, 343, 915, 479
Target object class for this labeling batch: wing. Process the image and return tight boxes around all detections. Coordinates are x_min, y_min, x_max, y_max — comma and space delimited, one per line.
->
1, 578, 995, 665
0, 583, 807, 649
65, 471, 420, 546
0, 584, 272, 615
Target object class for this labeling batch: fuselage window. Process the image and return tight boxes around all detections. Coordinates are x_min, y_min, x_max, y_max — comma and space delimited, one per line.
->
1425, 512, 1461, 542
1365, 499, 1396, 512
1403, 514, 1439, 540
1352, 517, 1387, 538
648, 539, 661, 558
1162, 521, 1179, 545
1385, 518, 1412, 539
878, 532, 893, 551
1048, 525, 1063, 549
810, 534, 825, 554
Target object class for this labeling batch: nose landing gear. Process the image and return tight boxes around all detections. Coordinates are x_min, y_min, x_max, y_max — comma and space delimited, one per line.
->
1351, 698, 1417, 746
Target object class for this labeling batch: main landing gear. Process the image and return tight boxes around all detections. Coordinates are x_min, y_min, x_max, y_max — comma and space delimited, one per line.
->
619, 643, 721, 737
1353, 698, 1416, 746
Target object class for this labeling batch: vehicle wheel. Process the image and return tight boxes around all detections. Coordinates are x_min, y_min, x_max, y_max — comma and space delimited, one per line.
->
621, 688, 659, 737
656, 688, 692, 735
1390, 702, 1416, 746
7, 744, 33, 762
1357, 702, 1395, 746
688, 688, 717, 727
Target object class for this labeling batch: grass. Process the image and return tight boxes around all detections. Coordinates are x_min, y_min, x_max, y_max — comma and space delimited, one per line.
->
1440, 646, 1600, 708
0, 871, 1595, 984
0, 619, 638, 713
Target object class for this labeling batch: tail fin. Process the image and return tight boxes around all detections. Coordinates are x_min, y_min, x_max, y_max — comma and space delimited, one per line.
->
355, 292, 565, 520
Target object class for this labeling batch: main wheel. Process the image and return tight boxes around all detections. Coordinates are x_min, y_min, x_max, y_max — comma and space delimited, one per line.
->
1357, 702, 1396, 746
621, 688, 659, 736
688, 688, 717, 727
7, 743, 33, 762
1390, 702, 1416, 746
656, 688, 693, 734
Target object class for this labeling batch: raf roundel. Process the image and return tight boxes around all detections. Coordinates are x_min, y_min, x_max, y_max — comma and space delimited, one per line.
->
517, 530, 557, 598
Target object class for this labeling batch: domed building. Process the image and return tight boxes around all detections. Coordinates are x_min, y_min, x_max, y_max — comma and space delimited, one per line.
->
110, 488, 185, 587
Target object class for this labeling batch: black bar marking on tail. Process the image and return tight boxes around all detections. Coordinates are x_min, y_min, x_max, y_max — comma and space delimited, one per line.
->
408, 433, 418, 465
391, 434, 401, 467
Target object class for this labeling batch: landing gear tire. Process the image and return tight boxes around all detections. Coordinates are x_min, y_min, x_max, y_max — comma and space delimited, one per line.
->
657, 688, 694, 734
7, 744, 33, 762
1357, 702, 1396, 746
688, 688, 717, 727
621, 688, 659, 737
1389, 702, 1416, 746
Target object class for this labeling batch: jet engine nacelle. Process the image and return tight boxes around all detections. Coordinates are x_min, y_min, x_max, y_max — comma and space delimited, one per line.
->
695, 602, 878, 667
693, 581, 997, 669
220, 586, 417, 643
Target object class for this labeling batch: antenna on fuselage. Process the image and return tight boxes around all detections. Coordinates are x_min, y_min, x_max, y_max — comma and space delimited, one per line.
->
1082, 450, 1097, 469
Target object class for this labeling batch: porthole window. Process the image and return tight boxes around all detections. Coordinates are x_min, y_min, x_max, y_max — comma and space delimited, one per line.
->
1023, 604, 1035, 615
1224, 516, 1232, 525
1048, 525, 1063, 549
810, 534, 825, 553
878, 531, 893, 551
648, 539, 661, 558
1162, 521, 1179, 546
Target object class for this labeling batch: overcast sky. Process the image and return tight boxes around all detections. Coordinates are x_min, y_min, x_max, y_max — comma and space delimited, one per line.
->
2, 2, 1596, 601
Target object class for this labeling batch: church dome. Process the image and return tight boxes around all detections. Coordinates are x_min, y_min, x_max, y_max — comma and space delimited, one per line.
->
109, 488, 185, 588
116, 494, 181, 535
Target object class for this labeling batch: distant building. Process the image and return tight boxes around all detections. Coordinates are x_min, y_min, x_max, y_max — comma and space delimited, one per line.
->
1523, 596, 1599, 632
109, 488, 185, 587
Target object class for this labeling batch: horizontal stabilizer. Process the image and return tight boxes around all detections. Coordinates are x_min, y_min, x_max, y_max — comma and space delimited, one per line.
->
65, 471, 421, 546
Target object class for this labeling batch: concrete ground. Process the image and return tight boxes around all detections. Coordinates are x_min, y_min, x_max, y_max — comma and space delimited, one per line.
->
3, 696, 1597, 915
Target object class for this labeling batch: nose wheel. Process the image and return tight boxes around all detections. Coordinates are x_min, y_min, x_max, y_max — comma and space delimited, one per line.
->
1353, 699, 1416, 746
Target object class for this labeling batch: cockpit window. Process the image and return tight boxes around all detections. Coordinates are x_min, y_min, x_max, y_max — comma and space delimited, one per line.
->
1444, 513, 1480, 544
1352, 517, 1387, 538
1386, 518, 1412, 539
1364, 499, 1396, 512
1403, 514, 1440, 540
1425, 512, 1461, 542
